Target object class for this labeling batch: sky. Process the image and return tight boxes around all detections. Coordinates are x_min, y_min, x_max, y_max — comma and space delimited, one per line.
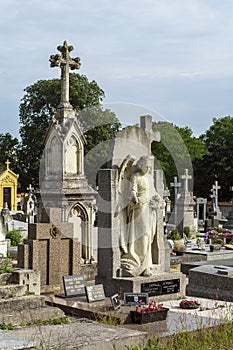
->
1, 0, 233, 138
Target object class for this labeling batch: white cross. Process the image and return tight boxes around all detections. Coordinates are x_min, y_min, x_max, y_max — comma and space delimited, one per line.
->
181, 169, 192, 192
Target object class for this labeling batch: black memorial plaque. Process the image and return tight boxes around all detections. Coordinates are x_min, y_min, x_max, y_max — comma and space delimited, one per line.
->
85, 284, 105, 302
110, 293, 121, 310
63, 274, 85, 297
124, 293, 148, 306
141, 279, 180, 296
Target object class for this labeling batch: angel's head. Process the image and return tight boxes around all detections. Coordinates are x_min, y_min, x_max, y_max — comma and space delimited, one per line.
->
136, 156, 151, 174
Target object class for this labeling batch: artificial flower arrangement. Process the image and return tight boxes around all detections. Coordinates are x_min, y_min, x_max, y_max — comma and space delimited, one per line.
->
179, 299, 200, 309
131, 299, 169, 324
205, 228, 233, 244
135, 299, 164, 313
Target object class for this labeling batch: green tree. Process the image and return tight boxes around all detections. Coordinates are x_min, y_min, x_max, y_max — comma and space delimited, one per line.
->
152, 122, 206, 194
0, 133, 19, 169
195, 116, 233, 200
79, 106, 121, 187
18, 73, 121, 190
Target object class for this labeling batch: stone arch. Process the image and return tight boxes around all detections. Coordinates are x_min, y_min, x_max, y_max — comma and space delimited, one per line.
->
65, 134, 83, 175
68, 203, 91, 261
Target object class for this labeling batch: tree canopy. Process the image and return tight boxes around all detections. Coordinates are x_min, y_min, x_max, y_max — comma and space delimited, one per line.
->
152, 122, 207, 194
194, 116, 233, 200
0, 133, 19, 170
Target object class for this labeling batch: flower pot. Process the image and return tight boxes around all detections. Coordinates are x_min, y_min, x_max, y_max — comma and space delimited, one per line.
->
130, 308, 169, 324
210, 244, 221, 252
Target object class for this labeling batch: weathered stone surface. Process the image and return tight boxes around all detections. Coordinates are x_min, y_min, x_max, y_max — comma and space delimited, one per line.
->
0, 269, 40, 298
0, 295, 64, 326
18, 208, 81, 293
0, 319, 147, 350
186, 264, 233, 301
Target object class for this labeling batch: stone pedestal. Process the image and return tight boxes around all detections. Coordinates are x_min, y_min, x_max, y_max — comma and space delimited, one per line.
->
18, 208, 81, 293
97, 272, 186, 302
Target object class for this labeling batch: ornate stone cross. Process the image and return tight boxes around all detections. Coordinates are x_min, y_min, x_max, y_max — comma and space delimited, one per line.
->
181, 168, 192, 192
50, 41, 81, 108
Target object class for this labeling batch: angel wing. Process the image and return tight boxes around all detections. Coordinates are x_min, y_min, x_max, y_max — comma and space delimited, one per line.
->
114, 154, 135, 216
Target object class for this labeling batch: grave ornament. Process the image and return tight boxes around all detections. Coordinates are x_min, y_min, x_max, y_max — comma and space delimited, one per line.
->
119, 155, 165, 277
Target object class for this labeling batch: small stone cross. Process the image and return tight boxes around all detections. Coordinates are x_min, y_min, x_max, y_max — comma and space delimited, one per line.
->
211, 181, 221, 210
50, 41, 81, 107
5, 159, 10, 170
27, 184, 34, 194
170, 176, 181, 202
181, 168, 192, 192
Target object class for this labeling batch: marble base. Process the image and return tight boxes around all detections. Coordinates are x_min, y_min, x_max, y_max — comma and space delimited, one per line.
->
96, 271, 186, 302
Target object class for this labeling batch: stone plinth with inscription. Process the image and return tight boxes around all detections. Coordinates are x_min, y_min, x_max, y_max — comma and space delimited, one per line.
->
18, 208, 80, 293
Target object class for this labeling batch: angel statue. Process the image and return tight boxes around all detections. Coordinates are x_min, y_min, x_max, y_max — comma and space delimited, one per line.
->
117, 155, 165, 277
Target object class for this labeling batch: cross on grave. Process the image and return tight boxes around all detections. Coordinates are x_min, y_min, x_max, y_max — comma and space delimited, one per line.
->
50, 41, 81, 107
210, 181, 221, 212
18, 207, 81, 293
170, 176, 181, 202
181, 168, 192, 192
27, 184, 34, 195
212, 181, 221, 205
5, 159, 10, 170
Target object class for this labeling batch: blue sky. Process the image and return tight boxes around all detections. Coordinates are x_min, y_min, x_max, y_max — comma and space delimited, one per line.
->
1, 0, 233, 137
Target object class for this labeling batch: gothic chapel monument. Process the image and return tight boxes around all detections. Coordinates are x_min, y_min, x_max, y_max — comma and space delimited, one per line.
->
18, 42, 97, 292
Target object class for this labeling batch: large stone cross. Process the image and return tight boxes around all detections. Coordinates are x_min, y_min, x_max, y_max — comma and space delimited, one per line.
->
181, 168, 192, 192
50, 41, 81, 107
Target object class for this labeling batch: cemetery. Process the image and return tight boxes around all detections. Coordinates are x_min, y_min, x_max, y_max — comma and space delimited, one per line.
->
1, 41, 233, 349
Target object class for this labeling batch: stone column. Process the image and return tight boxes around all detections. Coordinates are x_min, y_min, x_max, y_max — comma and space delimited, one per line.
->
96, 169, 120, 281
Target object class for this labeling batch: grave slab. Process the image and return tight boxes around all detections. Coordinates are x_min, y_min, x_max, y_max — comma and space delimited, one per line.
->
186, 264, 233, 301
0, 319, 147, 350
181, 257, 233, 275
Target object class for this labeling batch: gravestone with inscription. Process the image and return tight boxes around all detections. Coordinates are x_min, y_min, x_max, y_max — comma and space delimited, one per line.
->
18, 208, 80, 293
124, 293, 148, 306
85, 284, 105, 302
63, 274, 85, 297
96, 116, 186, 301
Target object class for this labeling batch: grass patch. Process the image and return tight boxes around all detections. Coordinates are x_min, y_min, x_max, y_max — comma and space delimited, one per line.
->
97, 314, 120, 326
129, 321, 233, 349
0, 322, 16, 330
33, 317, 70, 326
